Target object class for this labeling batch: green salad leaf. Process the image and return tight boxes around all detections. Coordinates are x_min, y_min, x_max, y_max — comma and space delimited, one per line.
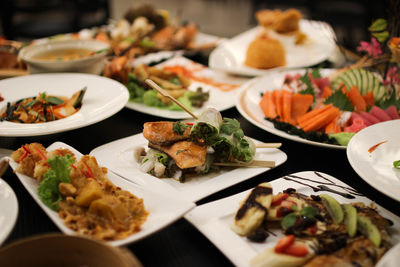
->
38, 154, 75, 211
393, 160, 400, 169
324, 89, 354, 111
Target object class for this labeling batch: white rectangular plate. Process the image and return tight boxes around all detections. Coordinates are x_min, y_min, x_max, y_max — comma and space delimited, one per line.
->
125, 56, 250, 119
8, 142, 195, 247
90, 133, 287, 202
185, 171, 400, 267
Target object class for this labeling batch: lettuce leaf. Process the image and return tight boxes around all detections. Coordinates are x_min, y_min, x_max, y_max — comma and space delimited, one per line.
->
38, 154, 74, 211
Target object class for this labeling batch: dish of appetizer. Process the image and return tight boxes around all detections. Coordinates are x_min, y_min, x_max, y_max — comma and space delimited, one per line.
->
347, 119, 400, 202
7, 142, 195, 246
90, 108, 287, 202
115, 56, 248, 119
185, 171, 400, 267
1, 88, 86, 123
0, 73, 129, 136
237, 67, 400, 149
209, 8, 335, 76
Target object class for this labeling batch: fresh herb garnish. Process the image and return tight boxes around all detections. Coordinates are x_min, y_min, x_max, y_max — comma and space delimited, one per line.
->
324, 89, 354, 111
173, 121, 189, 135
38, 154, 74, 211
299, 71, 315, 97
282, 206, 319, 229
393, 160, 400, 169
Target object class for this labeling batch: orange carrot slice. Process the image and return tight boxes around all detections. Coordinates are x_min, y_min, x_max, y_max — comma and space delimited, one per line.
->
273, 90, 283, 120
297, 104, 333, 125
259, 91, 277, 119
347, 85, 366, 112
300, 106, 340, 132
363, 91, 375, 107
282, 90, 292, 123
291, 94, 313, 124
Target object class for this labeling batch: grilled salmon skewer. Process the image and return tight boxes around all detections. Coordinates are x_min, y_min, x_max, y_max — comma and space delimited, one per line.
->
143, 121, 191, 145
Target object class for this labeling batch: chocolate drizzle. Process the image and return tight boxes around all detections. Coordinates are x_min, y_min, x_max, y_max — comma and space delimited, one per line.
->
235, 185, 272, 220
283, 172, 363, 199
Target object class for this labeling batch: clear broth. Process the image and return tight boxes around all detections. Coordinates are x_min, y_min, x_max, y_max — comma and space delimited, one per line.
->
33, 48, 94, 61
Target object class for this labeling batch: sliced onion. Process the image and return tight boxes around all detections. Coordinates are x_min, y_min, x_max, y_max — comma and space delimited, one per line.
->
154, 162, 166, 177
140, 159, 155, 173
134, 147, 146, 163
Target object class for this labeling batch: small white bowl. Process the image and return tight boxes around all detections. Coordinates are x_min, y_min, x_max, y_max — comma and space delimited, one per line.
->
19, 39, 110, 75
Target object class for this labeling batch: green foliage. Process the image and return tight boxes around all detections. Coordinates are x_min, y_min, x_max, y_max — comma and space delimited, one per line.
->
324, 90, 354, 111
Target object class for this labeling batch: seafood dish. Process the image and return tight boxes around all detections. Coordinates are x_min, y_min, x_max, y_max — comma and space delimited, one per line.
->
11, 143, 148, 241
1, 87, 86, 123
256, 8, 302, 34
135, 108, 257, 182
258, 67, 400, 146
232, 181, 395, 267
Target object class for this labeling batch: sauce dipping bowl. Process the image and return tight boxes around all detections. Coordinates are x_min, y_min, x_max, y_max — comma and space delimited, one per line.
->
0, 233, 142, 267
19, 39, 109, 75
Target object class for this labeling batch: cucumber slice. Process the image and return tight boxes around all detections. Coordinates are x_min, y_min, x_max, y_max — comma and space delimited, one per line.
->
342, 204, 357, 237
320, 194, 344, 224
357, 216, 381, 247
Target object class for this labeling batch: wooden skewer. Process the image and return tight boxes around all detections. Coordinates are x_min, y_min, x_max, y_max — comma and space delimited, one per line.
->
145, 79, 199, 120
213, 160, 275, 168
255, 143, 282, 148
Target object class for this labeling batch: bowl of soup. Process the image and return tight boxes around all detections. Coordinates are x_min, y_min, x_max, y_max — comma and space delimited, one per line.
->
19, 39, 110, 74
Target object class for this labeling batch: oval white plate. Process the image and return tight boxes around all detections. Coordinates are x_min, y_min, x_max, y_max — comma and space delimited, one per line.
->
0, 73, 129, 136
209, 20, 336, 76
125, 56, 249, 119
0, 178, 18, 246
236, 69, 345, 149
90, 133, 287, 202
8, 142, 195, 246
347, 120, 400, 202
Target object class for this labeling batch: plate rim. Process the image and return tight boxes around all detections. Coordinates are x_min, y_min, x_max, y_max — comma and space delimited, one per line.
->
0, 177, 19, 246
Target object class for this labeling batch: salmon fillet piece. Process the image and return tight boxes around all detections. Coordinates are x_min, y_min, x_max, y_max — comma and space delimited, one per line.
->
143, 121, 191, 144
149, 141, 206, 169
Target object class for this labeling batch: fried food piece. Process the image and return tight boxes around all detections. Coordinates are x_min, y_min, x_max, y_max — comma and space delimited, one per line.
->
148, 140, 206, 169
245, 33, 286, 69
143, 121, 191, 144
256, 8, 302, 34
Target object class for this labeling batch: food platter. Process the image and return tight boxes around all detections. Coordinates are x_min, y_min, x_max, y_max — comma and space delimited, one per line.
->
347, 120, 400, 202
209, 20, 336, 76
0, 73, 129, 136
185, 171, 400, 267
235, 69, 345, 149
125, 56, 249, 119
0, 178, 18, 246
7, 142, 195, 246
90, 133, 287, 202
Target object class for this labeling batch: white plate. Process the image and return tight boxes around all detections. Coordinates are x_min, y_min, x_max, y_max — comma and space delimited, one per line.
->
236, 69, 345, 149
0, 73, 129, 136
377, 242, 400, 267
0, 178, 18, 246
125, 56, 249, 119
347, 120, 400, 202
209, 20, 336, 76
90, 133, 287, 202
7, 142, 195, 246
185, 171, 400, 267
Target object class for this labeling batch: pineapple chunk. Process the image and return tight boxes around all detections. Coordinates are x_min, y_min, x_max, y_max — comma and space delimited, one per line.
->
75, 179, 103, 207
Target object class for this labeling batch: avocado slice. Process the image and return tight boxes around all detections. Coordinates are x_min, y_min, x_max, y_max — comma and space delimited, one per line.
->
357, 216, 381, 247
320, 194, 344, 224
342, 204, 357, 237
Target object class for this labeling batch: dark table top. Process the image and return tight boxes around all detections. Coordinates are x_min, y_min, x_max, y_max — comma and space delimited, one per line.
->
1, 58, 399, 266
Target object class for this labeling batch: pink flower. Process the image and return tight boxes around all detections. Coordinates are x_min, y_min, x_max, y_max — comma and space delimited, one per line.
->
383, 66, 400, 86
357, 37, 383, 57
